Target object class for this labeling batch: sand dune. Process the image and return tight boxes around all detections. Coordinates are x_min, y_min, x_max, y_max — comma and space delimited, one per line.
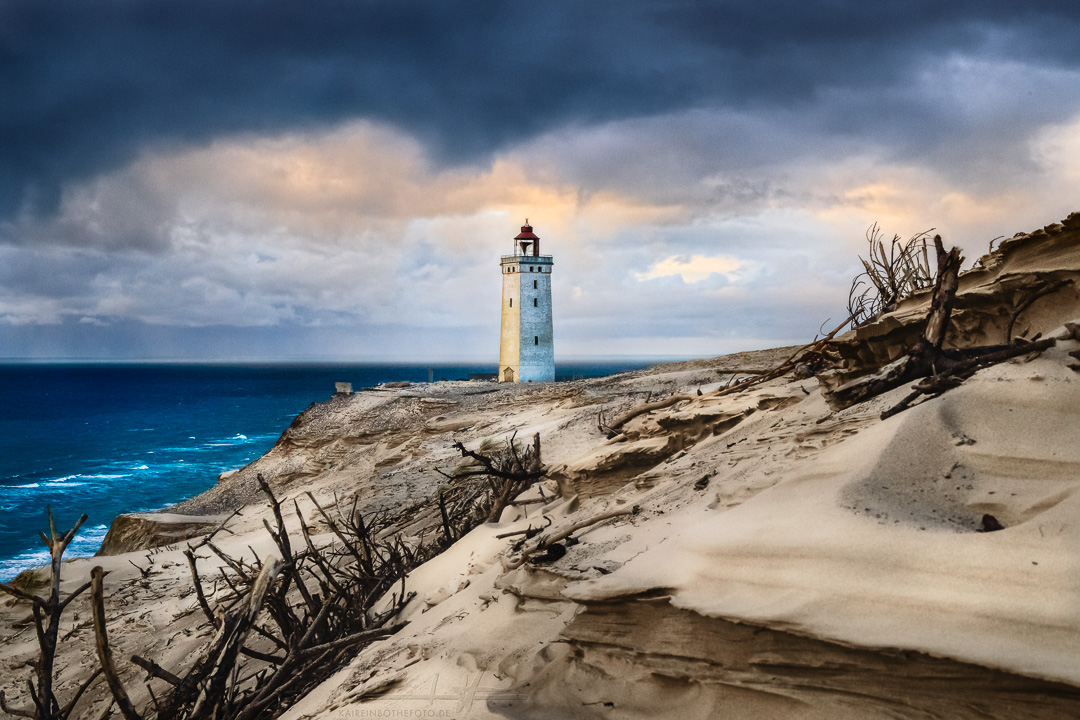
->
2, 216, 1079, 719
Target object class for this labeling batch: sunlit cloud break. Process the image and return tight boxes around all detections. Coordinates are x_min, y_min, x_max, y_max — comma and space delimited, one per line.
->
635, 255, 744, 284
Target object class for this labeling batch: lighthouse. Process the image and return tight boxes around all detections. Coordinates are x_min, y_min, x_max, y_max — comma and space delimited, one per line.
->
499, 221, 554, 382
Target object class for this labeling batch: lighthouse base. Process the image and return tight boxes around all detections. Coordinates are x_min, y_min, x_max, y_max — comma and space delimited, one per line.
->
499, 363, 554, 383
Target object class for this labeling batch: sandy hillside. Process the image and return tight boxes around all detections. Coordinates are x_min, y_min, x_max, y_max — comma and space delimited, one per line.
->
2, 216, 1080, 720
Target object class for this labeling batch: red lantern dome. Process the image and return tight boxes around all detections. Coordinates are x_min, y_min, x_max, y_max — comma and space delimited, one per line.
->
513, 219, 540, 256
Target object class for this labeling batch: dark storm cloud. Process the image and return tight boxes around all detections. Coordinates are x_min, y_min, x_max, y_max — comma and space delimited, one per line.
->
4, 0, 1080, 220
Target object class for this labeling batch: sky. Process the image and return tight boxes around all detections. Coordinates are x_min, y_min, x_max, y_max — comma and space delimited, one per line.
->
2, 1, 1080, 362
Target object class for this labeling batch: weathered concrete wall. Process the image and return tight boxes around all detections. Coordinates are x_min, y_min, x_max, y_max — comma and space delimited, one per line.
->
519, 259, 555, 382
499, 262, 521, 381
499, 256, 554, 382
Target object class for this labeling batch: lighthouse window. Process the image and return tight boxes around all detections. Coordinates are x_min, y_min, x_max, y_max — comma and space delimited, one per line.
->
530, 266, 535, 272
533, 280, 537, 289
533, 298, 537, 307
509, 298, 512, 307
534, 336, 539, 345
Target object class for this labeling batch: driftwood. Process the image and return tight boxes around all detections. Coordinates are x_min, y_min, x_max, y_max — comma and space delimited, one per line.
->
187, 559, 283, 719
504, 506, 638, 571
150, 475, 424, 719
827, 236, 962, 410
1068, 322, 1080, 368
131, 656, 182, 687
496, 517, 552, 540
4, 436, 554, 720
606, 394, 693, 433
879, 336, 1059, 419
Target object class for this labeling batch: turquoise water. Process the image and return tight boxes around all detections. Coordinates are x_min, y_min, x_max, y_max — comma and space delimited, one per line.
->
0, 361, 652, 579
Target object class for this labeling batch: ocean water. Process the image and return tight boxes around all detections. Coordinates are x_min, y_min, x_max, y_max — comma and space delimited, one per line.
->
0, 361, 652, 580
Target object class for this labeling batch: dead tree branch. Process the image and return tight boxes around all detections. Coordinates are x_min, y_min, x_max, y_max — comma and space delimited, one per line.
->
606, 315, 854, 436
0, 509, 92, 720
131, 656, 182, 687
504, 506, 638, 570
90, 566, 142, 720
606, 394, 694, 433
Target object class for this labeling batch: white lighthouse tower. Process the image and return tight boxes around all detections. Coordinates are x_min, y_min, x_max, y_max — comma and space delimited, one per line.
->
499, 221, 554, 382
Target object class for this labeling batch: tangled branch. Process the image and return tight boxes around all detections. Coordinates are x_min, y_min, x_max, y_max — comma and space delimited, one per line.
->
848, 223, 935, 326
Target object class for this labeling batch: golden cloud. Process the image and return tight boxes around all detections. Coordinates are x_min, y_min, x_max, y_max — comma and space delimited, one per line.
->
635, 254, 744, 284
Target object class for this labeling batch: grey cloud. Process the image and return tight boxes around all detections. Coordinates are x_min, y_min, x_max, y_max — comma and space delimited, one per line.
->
4, 1, 1080, 220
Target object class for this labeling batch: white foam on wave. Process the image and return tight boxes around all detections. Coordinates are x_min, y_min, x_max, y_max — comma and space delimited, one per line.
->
0, 524, 110, 581
9, 473, 133, 490
134, 465, 150, 470
49, 473, 130, 482
68, 524, 110, 553
208, 433, 254, 447
0, 548, 50, 580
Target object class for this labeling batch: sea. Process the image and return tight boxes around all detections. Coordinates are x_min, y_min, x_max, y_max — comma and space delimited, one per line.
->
0, 361, 653, 580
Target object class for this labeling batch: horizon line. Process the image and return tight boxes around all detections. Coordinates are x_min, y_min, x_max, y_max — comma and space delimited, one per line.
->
0, 355, 697, 366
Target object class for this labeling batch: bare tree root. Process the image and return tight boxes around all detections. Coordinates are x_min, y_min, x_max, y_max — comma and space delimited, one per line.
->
434, 433, 547, 536
848, 223, 936, 326
1004, 278, 1075, 344
828, 236, 1067, 418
